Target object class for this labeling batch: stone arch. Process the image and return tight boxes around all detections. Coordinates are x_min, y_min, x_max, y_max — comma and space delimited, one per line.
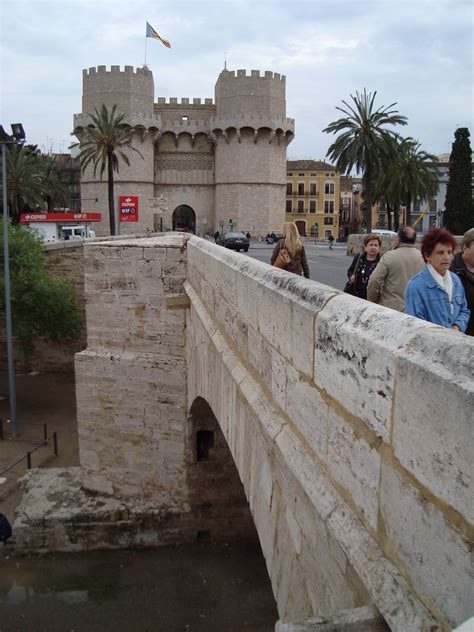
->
172, 204, 196, 233
187, 397, 258, 541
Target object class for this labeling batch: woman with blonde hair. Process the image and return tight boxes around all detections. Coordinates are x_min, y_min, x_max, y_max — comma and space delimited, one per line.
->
271, 222, 310, 278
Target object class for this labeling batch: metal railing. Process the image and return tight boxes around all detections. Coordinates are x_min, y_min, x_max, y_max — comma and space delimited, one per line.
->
0, 418, 48, 441
0, 432, 58, 478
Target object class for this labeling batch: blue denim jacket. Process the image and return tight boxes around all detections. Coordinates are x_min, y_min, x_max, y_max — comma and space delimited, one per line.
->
405, 267, 470, 331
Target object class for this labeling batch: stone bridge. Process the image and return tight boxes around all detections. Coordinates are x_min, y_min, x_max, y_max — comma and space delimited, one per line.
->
16, 235, 473, 631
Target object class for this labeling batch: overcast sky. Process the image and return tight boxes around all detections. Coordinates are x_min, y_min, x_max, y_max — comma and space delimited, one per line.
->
0, 0, 472, 161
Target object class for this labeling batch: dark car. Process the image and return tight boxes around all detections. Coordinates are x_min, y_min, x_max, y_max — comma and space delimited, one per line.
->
219, 231, 250, 252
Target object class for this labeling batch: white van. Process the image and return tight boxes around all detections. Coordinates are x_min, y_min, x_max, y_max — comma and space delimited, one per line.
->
371, 229, 397, 236
61, 225, 94, 240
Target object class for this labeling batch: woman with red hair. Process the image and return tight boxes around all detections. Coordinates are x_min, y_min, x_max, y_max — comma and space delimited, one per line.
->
404, 228, 470, 331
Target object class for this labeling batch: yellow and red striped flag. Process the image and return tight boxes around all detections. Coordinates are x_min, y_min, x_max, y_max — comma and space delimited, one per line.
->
146, 22, 171, 48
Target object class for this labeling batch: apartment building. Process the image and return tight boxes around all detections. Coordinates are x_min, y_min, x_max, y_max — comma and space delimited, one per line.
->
285, 160, 340, 239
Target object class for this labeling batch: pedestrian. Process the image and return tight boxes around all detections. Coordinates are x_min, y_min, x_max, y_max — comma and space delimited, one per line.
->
367, 226, 425, 312
328, 234, 334, 250
405, 228, 470, 332
450, 227, 474, 336
271, 222, 310, 278
213, 230, 220, 243
345, 234, 381, 299
246, 231, 251, 239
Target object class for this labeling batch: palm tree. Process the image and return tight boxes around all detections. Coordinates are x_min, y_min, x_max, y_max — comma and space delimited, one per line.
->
38, 154, 68, 212
381, 137, 439, 226
323, 89, 408, 231
71, 104, 143, 235
5, 144, 44, 223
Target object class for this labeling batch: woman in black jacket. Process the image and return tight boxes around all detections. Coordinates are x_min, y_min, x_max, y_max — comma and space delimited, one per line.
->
346, 234, 381, 299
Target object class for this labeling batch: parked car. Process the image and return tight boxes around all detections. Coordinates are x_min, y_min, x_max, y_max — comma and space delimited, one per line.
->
219, 231, 250, 252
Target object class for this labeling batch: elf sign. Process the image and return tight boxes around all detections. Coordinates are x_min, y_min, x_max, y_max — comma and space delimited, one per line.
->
119, 196, 139, 223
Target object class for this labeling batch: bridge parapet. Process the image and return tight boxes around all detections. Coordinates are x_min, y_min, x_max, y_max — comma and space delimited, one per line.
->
186, 236, 473, 631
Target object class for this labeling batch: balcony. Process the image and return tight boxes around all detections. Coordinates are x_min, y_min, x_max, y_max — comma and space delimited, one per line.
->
289, 192, 319, 198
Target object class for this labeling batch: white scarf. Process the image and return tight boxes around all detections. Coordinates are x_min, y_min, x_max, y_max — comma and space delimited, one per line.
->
427, 263, 453, 301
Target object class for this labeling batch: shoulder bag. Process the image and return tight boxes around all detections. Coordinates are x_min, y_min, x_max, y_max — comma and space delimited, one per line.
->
273, 247, 291, 269
343, 254, 362, 295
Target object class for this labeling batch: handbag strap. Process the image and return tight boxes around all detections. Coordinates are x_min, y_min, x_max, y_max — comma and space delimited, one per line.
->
352, 253, 363, 280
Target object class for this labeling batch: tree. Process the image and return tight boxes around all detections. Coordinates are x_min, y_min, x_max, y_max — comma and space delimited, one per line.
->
5, 144, 44, 223
38, 154, 68, 211
71, 104, 143, 235
444, 127, 473, 234
0, 223, 83, 355
375, 136, 439, 227
323, 89, 407, 231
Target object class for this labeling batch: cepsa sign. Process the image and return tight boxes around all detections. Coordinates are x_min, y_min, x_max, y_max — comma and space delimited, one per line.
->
119, 196, 139, 223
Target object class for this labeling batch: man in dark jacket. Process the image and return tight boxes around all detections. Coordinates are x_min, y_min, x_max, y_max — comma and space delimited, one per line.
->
450, 228, 474, 336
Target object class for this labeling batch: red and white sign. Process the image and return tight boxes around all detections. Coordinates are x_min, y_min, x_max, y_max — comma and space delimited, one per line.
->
120, 196, 139, 223
20, 212, 101, 223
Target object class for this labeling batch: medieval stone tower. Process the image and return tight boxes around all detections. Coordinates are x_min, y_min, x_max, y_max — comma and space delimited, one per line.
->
73, 65, 294, 237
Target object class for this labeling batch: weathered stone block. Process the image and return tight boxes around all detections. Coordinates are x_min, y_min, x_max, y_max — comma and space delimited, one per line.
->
393, 328, 474, 523
327, 409, 381, 530
380, 462, 473, 628
285, 366, 328, 463
314, 296, 423, 443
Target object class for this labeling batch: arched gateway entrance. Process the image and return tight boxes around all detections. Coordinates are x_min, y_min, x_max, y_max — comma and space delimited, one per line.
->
172, 205, 196, 233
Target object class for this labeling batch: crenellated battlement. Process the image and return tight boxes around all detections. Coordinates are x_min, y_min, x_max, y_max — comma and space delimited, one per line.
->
220, 68, 286, 82
83, 65, 152, 77
210, 114, 294, 126
156, 97, 214, 106
73, 112, 161, 128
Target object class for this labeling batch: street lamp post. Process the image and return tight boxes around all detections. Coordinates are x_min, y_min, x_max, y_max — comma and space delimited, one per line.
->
1, 123, 25, 437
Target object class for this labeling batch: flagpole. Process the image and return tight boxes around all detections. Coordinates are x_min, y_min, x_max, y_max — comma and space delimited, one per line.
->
144, 31, 148, 66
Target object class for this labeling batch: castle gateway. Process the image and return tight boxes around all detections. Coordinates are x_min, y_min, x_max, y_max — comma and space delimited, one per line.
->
73, 66, 295, 237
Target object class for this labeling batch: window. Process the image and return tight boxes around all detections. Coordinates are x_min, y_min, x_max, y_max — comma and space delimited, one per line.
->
286, 200, 292, 213
324, 201, 334, 214
297, 200, 304, 213
309, 201, 316, 213
181, 115, 188, 121
324, 217, 334, 225
286, 183, 292, 195
309, 183, 317, 195
287, 172, 293, 176
298, 183, 305, 195
298, 172, 305, 176
325, 182, 335, 195
310, 172, 316, 176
